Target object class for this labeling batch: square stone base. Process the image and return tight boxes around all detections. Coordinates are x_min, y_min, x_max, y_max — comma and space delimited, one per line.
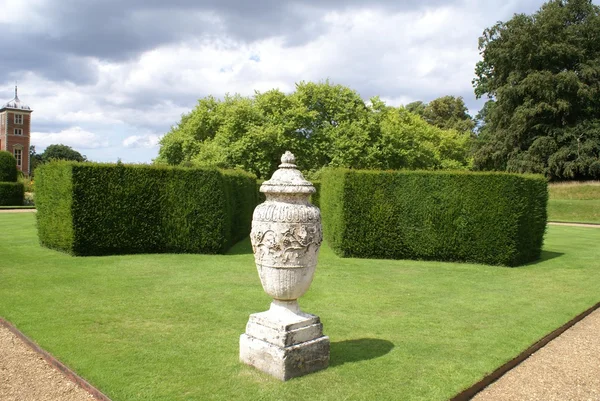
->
240, 309, 330, 380
240, 334, 330, 381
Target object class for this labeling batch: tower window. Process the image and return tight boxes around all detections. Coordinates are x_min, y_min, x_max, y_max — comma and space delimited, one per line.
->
14, 149, 22, 167
15, 114, 23, 125
14, 128, 23, 136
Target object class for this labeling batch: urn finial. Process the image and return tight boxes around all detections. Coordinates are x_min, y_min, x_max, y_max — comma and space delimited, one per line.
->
280, 151, 296, 167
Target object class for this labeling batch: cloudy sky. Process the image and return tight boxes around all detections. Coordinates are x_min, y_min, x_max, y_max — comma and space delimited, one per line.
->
0, 0, 572, 163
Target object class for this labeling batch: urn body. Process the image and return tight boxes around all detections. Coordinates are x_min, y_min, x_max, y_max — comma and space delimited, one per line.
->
251, 196, 322, 301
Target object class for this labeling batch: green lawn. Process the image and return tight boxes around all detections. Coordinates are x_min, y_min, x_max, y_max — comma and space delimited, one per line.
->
548, 181, 600, 223
1, 213, 599, 401
548, 199, 600, 224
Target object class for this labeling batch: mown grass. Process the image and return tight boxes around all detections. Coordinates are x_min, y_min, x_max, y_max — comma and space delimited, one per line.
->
549, 181, 600, 200
1, 213, 599, 401
547, 200, 600, 224
548, 181, 600, 223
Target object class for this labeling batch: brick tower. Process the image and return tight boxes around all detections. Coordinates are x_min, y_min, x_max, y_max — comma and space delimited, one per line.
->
0, 86, 33, 175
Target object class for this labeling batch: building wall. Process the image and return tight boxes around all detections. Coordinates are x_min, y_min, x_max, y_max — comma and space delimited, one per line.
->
0, 112, 5, 151
2, 110, 32, 174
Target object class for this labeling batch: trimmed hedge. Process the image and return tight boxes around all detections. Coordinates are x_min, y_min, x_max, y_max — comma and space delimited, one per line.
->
321, 169, 548, 266
0, 151, 18, 182
0, 182, 24, 206
223, 170, 259, 247
311, 181, 321, 208
35, 162, 257, 256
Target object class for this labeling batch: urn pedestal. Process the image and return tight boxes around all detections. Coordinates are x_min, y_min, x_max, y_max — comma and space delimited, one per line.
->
240, 152, 329, 381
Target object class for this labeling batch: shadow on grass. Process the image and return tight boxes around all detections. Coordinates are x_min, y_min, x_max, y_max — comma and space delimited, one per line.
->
526, 250, 564, 266
226, 238, 253, 255
330, 338, 394, 367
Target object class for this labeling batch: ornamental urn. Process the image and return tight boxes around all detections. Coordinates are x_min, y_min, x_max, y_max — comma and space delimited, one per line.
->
250, 151, 323, 312
240, 151, 329, 380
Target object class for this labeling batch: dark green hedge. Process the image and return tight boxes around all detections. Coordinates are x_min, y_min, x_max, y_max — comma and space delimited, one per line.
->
223, 170, 259, 247
35, 162, 257, 256
0, 182, 24, 206
321, 169, 548, 266
310, 181, 321, 208
0, 151, 18, 182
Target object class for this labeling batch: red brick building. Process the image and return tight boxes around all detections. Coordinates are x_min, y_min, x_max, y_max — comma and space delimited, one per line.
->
0, 86, 33, 175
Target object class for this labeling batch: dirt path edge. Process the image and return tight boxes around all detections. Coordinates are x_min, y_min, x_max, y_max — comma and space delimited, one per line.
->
548, 221, 600, 228
449, 301, 600, 401
0, 318, 112, 401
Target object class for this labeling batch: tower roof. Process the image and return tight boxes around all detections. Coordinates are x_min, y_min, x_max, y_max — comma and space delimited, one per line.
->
2, 85, 31, 111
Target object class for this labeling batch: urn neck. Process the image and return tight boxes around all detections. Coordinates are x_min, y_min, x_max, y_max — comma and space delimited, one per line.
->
269, 299, 301, 315
265, 193, 310, 204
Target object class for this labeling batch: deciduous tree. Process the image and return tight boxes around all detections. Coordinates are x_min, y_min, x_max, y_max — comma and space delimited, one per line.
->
156, 82, 473, 178
41, 144, 87, 163
408, 96, 475, 134
473, 0, 600, 179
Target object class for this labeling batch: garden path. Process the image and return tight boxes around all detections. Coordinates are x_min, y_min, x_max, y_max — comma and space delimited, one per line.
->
548, 221, 600, 228
0, 323, 95, 401
474, 308, 600, 401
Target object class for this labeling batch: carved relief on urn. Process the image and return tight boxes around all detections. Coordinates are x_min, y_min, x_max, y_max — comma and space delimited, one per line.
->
241, 151, 329, 380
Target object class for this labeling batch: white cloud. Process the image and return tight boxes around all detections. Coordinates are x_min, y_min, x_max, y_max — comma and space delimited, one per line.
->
3, 0, 557, 162
31, 127, 109, 151
0, 0, 49, 31
85, 4, 489, 109
122, 134, 161, 149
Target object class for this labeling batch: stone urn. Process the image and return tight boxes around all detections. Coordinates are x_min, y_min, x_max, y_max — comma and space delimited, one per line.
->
240, 151, 329, 380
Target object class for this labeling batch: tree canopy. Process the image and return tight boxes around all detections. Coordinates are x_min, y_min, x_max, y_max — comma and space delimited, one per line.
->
406, 96, 475, 134
0, 151, 18, 182
29, 146, 43, 175
41, 144, 87, 163
472, 0, 600, 180
156, 81, 472, 178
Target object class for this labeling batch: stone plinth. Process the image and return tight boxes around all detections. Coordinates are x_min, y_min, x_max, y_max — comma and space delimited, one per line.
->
240, 301, 329, 380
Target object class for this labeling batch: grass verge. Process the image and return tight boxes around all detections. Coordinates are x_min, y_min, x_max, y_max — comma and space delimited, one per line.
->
1, 213, 599, 401
548, 182, 600, 223
547, 199, 600, 224
548, 181, 600, 200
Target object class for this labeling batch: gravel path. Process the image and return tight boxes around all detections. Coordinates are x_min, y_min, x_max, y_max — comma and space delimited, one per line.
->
474, 308, 600, 401
548, 221, 600, 228
0, 324, 95, 401
0, 209, 36, 213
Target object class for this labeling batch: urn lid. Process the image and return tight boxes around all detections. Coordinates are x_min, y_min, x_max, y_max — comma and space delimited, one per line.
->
260, 151, 315, 194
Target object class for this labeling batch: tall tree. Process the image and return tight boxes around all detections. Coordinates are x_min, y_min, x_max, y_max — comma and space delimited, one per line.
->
406, 96, 475, 133
29, 146, 43, 175
156, 82, 473, 178
473, 0, 600, 179
41, 144, 87, 162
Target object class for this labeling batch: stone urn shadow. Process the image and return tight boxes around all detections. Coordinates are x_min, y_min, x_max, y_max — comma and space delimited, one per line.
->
329, 338, 394, 367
